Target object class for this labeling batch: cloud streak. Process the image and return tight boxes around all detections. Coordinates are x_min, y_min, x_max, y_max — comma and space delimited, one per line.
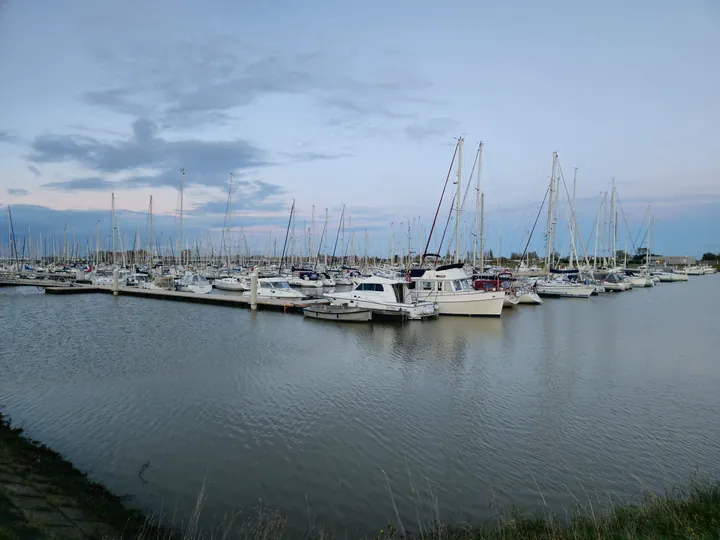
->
7, 188, 30, 196
32, 118, 268, 191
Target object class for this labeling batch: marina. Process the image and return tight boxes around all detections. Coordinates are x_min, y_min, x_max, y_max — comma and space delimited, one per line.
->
1, 271, 718, 537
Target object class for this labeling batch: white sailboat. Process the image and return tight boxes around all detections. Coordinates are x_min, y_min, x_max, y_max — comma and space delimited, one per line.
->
214, 276, 248, 291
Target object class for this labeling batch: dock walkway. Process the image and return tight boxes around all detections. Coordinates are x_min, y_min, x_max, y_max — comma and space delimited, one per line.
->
41, 285, 329, 313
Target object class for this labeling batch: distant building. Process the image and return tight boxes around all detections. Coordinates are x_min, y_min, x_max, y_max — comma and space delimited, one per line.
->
649, 255, 696, 266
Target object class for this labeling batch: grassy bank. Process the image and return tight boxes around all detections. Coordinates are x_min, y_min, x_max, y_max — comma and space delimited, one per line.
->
2, 411, 719, 539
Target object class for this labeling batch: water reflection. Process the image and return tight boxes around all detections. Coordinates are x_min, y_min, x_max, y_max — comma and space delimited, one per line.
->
0, 279, 719, 536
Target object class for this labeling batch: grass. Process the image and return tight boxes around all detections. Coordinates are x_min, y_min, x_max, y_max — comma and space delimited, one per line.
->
2, 411, 719, 539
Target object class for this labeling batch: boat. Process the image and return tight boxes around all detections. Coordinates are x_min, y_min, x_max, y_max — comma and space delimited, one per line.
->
257, 277, 306, 299
601, 272, 632, 291
303, 304, 372, 322
517, 289, 543, 304
214, 276, 248, 291
409, 263, 505, 316
324, 275, 437, 320
288, 270, 323, 288
175, 273, 212, 294
534, 276, 595, 298
474, 270, 520, 307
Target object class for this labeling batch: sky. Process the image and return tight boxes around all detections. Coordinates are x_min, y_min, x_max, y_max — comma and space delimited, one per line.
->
0, 0, 718, 259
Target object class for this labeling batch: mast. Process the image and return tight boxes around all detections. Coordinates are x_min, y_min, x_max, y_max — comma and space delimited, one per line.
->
479, 192, 485, 272
310, 205, 315, 264
593, 192, 602, 269
226, 172, 233, 270
569, 167, 578, 269
624, 215, 629, 268
324, 208, 328, 266
610, 178, 616, 267
545, 152, 557, 269
454, 136, 463, 263
179, 168, 185, 268
473, 142, 483, 268
111, 194, 116, 266
148, 196, 154, 268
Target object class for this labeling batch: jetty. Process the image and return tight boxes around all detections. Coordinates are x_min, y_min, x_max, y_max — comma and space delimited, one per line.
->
32, 283, 330, 313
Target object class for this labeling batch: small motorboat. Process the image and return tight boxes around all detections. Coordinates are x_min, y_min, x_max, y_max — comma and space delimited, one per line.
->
303, 304, 372, 322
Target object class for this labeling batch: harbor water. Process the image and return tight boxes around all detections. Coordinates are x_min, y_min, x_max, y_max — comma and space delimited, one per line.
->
1, 278, 719, 535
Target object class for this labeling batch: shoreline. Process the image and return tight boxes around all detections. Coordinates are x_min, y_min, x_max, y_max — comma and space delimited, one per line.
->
1, 411, 719, 539
0, 411, 163, 539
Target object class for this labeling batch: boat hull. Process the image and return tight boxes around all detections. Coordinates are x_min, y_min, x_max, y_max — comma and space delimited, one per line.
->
536, 284, 594, 298
214, 280, 248, 291
303, 305, 372, 322
517, 291, 543, 305
433, 292, 505, 316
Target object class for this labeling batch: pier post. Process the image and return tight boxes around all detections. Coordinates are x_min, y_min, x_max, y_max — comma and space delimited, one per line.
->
250, 271, 258, 310
113, 268, 119, 296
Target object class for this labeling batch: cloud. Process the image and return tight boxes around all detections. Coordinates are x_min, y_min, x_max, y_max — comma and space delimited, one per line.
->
7, 188, 30, 196
27, 165, 41, 177
0, 130, 19, 144
405, 117, 460, 141
188, 180, 286, 214
81, 40, 432, 132
33, 118, 267, 190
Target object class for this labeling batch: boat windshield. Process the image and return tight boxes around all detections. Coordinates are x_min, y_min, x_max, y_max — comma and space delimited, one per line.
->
270, 281, 290, 289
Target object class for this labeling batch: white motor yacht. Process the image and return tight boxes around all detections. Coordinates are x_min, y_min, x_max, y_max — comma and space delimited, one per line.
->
409, 263, 505, 316
324, 276, 437, 320
258, 278, 306, 299
214, 276, 248, 291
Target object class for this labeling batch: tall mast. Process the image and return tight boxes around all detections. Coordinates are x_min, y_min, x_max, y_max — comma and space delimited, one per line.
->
479, 192, 485, 272
324, 208, 328, 266
226, 172, 233, 269
148, 196, 154, 268
624, 215, 629, 268
646, 206, 652, 269
179, 168, 185, 267
593, 192, 602, 269
610, 178, 616, 267
454, 136, 463, 263
310, 205, 315, 263
569, 167, 578, 269
111, 194, 116, 266
545, 152, 557, 269
473, 142, 483, 268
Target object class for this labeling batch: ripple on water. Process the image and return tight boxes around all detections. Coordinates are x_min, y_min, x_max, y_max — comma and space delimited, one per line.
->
1, 281, 720, 534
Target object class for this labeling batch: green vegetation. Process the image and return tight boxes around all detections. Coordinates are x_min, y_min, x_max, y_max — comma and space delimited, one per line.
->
2, 411, 720, 539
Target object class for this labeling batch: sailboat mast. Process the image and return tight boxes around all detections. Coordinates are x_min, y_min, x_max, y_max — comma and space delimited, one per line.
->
324, 208, 328, 266
569, 167, 578, 268
111, 194, 116, 266
593, 192, 602, 269
148, 196, 154, 268
454, 137, 463, 263
473, 142, 483, 268
179, 168, 185, 267
545, 152, 557, 269
226, 172, 233, 269
611, 178, 616, 267
479, 192, 485, 272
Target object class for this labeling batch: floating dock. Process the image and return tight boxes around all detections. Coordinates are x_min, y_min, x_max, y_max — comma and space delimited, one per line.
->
40, 284, 329, 313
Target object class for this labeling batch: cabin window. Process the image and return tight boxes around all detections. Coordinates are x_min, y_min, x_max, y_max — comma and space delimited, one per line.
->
422, 281, 433, 291
453, 280, 462, 291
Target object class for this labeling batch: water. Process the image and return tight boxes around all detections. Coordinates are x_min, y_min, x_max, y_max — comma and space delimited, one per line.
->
1, 279, 719, 535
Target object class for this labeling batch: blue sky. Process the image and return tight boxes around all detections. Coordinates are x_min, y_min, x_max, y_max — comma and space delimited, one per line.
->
1, 0, 718, 258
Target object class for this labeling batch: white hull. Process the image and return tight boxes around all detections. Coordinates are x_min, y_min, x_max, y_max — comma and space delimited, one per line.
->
503, 294, 520, 307
325, 293, 436, 320
629, 276, 654, 287
177, 284, 212, 294
536, 283, 594, 298
517, 291, 543, 305
432, 291, 505, 316
602, 282, 631, 291
214, 279, 248, 291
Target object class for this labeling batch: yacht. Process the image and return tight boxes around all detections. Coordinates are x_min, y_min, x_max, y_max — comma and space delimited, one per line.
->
288, 270, 323, 288
257, 277, 306, 299
409, 263, 505, 316
214, 276, 248, 291
175, 273, 212, 294
324, 276, 437, 320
